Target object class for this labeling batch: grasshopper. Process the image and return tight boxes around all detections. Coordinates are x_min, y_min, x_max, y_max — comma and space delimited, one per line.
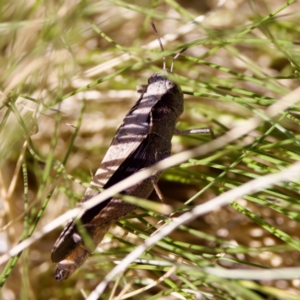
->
51, 21, 213, 281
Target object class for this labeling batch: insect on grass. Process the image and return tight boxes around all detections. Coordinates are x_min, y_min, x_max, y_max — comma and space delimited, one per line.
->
51, 20, 214, 281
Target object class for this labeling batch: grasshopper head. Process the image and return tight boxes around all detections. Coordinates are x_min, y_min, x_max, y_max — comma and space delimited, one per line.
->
147, 72, 184, 117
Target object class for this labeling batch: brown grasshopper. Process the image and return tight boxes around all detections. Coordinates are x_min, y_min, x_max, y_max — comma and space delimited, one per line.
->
51, 21, 213, 281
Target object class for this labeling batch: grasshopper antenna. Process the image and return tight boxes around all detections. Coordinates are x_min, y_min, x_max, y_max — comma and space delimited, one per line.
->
150, 20, 166, 71
170, 47, 187, 73
151, 20, 187, 73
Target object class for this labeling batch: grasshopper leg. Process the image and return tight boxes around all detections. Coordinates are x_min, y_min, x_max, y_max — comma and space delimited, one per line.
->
174, 127, 215, 139
151, 179, 165, 203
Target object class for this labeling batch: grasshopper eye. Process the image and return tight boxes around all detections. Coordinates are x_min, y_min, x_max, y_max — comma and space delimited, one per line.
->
166, 79, 175, 90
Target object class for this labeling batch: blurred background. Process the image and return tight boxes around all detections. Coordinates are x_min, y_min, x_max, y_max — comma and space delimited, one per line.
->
1, 0, 300, 299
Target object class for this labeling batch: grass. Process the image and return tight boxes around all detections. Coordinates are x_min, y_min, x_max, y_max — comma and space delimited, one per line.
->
1, 0, 300, 299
